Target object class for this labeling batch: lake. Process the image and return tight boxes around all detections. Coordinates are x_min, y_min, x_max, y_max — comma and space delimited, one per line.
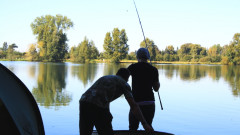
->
1, 61, 240, 135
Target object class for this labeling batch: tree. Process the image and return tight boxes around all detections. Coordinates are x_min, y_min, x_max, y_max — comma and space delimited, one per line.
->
127, 52, 137, 60
119, 29, 129, 59
3, 42, 8, 52
103, 32, 113, 59
140, 38, 158, 60
103, 28, 129, 62
207, 44, 222, 62
89, 41, 99, 59
112, 28, 129, 62
165, 45, 175, 55
177, 43, 206, 61
190, 44, 201, 57
7, 43, 18, 60
178, 43, 191, 56
112, 28, 121, 62
25, 43, 38, 61
31, 14, 73, 62
0, 42, 8, 59
163, 45, 176, 61
225, 33, 240, 64
208, 44, 222, 57
70, 37, 99, 63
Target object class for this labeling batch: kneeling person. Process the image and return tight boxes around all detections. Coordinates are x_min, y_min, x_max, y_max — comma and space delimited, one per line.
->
79, 68, 154, 135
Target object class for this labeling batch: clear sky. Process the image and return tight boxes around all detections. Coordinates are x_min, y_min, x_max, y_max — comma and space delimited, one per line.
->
1, 0, 240, 52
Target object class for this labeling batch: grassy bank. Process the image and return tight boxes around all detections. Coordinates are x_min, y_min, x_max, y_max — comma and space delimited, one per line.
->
0, 59, 222, 65
119, 60, 222, 65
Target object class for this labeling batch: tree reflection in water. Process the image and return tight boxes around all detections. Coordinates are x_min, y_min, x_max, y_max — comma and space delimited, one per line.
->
30, 62, 240, 109
154, 64, 240, 97
32, 63, 72, 109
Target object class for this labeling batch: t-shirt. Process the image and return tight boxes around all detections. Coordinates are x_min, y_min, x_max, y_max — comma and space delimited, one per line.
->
128, 62, 159, 102
80, 75, 133, 109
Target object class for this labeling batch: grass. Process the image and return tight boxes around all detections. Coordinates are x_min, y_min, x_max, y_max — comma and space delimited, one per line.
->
119, 59, 222, 65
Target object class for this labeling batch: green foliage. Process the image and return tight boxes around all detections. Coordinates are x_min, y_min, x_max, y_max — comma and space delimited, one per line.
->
223, 33, 240, 65
221, 56, 229, 65
7, 43, 18, 60
103, 28, 129, 62
25, 44, 39, 61
0, 42, 8, 59
31, 14, 73, 62
183, 55, 192, 62
70, 37, 99, 63
163, 54, 170, 61
140, 38, 158, 60
199, 56, 211, 62
208, 44, 222, 57
127, 52, 137, 60
177, 43, 206, 61
103, 32, 113, 59
211, 56, 222, 62
3, 42, 8, 52
2, 21, 240, 66
165, 45, 176, 55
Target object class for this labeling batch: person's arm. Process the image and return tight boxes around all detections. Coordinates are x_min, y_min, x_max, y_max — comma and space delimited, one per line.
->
153, 68, 160, 92
153, 81, 160, 92
126, 97, 154, 132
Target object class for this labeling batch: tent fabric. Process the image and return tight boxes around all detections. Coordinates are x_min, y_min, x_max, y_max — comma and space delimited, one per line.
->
0, 63, 45, 135
0, 98, 20, 135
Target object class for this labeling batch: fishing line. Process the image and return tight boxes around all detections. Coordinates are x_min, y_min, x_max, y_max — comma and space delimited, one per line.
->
132, 0, 163, 110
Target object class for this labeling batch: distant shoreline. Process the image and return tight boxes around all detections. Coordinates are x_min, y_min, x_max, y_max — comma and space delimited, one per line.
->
0, 59, 222, 65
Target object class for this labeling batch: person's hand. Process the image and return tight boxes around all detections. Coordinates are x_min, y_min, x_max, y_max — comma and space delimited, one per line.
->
143, 123, 154, 132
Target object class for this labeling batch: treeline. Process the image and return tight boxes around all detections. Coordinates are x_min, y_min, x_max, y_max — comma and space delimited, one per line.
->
0, 14, 240, 65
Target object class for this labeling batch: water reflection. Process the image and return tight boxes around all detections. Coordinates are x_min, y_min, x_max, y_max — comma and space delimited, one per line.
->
32, 63, 72, 109
221, 65, 240, 97
154, 64, 240, 97
1, 61, 239, 107
71, 63, 98, 87
155, 64, 208, 81
28, 64, 37, 78
102, 63, 130, 76
70, 63, 131, 87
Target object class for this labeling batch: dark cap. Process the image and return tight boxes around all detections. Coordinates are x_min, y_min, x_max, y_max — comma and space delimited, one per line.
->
136, 48, 150, 60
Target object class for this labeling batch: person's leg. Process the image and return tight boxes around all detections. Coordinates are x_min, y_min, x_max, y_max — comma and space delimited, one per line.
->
139, 103, 155, 126
79, 101, 94, 135
94, 108, 114, 135
128, 110, 140, 130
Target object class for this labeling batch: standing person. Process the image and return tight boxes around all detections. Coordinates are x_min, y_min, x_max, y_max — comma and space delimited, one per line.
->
128, 48, 160, 130
79, 68, 154, 135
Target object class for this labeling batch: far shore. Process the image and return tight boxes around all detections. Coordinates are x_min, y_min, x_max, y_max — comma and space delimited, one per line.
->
0, 59, 222, 65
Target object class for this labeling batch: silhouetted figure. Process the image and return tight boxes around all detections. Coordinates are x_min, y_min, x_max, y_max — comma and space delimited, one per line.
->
79, 68, 154, 135
128, 48, 160, 130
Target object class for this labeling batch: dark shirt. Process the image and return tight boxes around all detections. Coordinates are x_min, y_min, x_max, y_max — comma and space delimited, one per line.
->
80, 75, 133, 109
128, 62, 159, 102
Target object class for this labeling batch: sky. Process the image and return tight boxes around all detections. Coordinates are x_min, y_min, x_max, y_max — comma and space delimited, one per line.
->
1, 0, 240, 53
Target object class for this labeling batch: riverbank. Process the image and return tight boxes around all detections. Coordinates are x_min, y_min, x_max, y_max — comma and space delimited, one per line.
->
119, 60, 221, 65
0, 59, 222, 65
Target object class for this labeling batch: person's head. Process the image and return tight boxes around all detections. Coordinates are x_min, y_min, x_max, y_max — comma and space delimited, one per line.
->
136, 48, 150, 62
116, 68, 130, 82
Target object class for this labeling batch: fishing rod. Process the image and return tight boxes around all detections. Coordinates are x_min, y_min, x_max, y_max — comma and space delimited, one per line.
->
132, 0, 163, 110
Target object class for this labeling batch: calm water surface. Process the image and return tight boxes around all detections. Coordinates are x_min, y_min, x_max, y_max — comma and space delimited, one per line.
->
1, 61, 240, 135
